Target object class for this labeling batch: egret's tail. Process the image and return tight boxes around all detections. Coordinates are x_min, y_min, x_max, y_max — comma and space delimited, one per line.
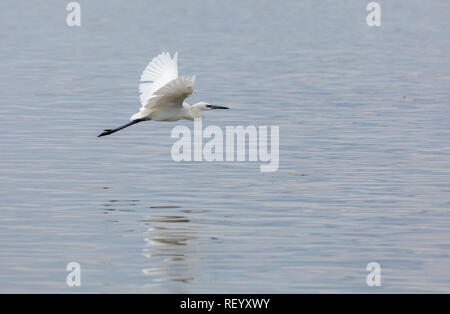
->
97, 119, 145, 137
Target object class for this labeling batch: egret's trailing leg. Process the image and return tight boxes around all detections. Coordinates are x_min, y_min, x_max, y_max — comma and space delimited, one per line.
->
98, 119, 146, 137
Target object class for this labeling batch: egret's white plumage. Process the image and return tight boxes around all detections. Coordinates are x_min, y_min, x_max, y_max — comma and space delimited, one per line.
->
98, 52, 228, 137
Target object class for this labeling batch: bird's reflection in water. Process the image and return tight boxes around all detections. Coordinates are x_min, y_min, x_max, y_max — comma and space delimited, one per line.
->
141, 209, 204, 284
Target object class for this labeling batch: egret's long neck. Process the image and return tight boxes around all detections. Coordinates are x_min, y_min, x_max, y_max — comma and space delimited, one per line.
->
179, 102, 196, 121
189, 103, 204, 120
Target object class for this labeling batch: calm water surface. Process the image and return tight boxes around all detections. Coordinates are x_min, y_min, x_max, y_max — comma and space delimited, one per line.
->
0, 0, 450, 292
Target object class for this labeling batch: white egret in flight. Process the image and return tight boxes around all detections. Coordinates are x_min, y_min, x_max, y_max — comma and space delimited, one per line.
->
98, 52, 228, 137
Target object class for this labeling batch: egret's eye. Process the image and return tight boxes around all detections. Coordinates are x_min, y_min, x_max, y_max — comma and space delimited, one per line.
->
205, 105, 212, 109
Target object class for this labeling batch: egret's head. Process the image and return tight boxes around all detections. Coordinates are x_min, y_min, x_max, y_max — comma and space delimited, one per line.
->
191, 102, 229, 119
193, 102, 229, 111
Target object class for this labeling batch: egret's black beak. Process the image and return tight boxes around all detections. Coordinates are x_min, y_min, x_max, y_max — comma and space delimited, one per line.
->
209, 105, 229, 109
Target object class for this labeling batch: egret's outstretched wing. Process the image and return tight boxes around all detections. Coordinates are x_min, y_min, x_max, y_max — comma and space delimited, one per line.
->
139, 52, 179, 107
130, 75, 195, 120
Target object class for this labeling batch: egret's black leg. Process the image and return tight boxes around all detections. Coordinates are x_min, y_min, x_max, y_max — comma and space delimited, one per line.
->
98, 119, 145, 137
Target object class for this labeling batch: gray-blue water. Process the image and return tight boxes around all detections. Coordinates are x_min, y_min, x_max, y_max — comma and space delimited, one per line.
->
1, 0, 450, 293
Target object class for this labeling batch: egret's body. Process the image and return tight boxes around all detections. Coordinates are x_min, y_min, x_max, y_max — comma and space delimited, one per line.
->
145, 102, 193, 122
98, 52, 227, 137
